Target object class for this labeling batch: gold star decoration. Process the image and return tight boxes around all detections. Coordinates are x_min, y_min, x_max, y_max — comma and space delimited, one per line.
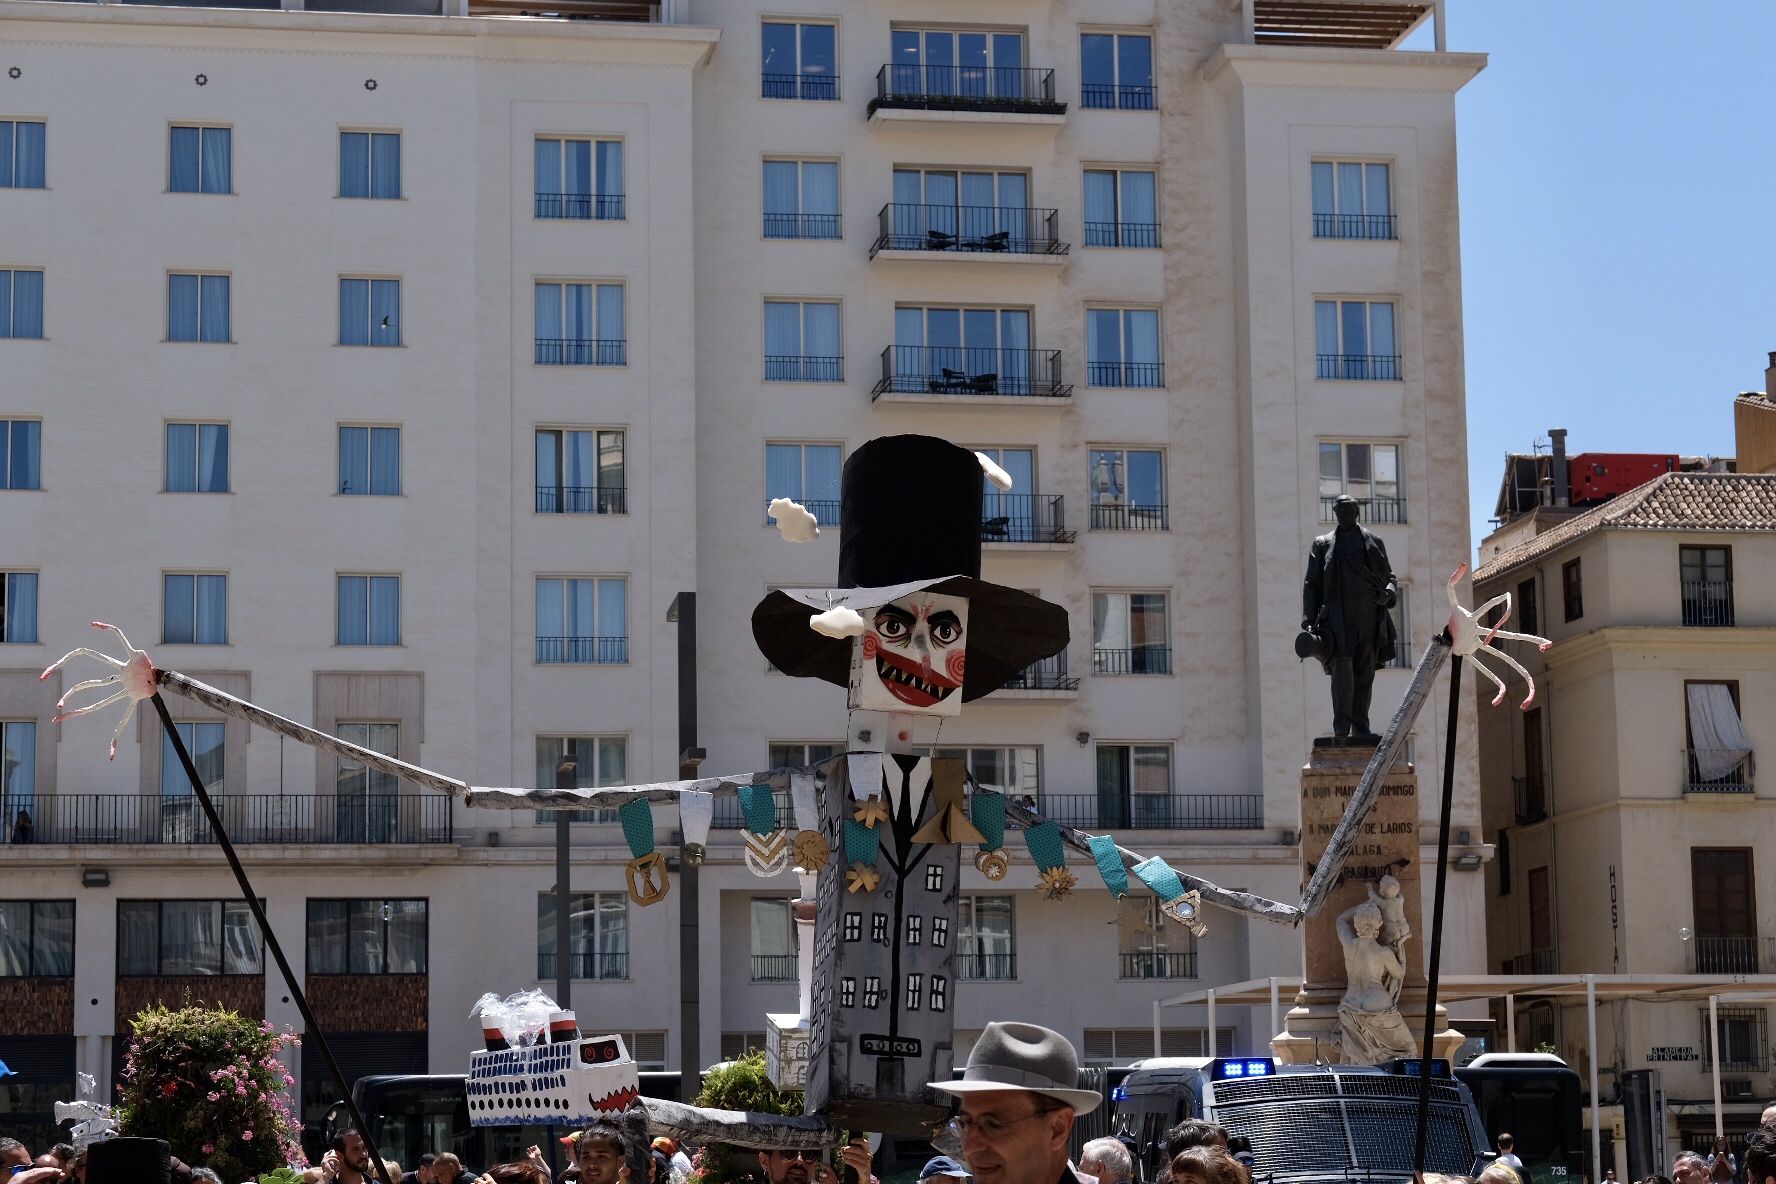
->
1112, 895, 1159, 945
853, 796, 889, 828
792, 829, 832, 872
845, 861, 881, 894
1038, 866, 1078, 902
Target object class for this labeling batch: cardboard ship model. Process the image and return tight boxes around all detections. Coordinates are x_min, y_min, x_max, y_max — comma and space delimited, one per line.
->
468, 1010, 640, 1128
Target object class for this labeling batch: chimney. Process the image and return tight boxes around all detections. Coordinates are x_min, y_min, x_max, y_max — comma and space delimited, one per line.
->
1765, 351, 1776, 400
1549, 428, 1569, 507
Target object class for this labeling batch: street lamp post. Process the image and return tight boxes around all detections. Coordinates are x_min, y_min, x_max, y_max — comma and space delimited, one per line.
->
667, 592, 705, 1090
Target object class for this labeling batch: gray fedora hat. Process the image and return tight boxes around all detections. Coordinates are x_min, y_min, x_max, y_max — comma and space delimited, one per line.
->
928, 1021, 1101, 1114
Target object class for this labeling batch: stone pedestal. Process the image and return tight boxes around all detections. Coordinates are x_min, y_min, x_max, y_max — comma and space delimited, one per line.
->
1272, 745, 1464, 1064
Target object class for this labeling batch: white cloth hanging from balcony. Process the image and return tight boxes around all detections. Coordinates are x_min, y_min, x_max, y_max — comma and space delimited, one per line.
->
1687, 682, 1753, 781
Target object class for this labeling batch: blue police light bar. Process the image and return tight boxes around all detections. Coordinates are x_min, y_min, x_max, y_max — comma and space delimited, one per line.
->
1390, 1058, 1451, 1077
1110, 1085, 1129, 1102
1210, 1058, 1274, 1080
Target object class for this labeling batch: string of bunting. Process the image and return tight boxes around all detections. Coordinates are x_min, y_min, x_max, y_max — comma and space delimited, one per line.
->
740, 782, 790, 877
1132, 855, 1208, 936
968, 789, 1009, 881
1023, 819, 1077, 901
1087, 834, 1129, 899
618, 799, 669, 905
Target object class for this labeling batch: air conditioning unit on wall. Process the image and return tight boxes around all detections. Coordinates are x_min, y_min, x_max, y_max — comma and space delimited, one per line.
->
1723, 1078, 1754, 1100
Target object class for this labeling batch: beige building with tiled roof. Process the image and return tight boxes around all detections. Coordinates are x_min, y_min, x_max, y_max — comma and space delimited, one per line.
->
1473, 422, 1776, 1150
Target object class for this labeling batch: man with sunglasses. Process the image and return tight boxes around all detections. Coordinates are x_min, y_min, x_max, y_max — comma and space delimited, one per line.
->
929, 1022, 1101, 1184
760, 1138, 872, 1184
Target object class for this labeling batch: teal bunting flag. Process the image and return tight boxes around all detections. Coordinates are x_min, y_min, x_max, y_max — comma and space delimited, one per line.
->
1132, 855, 1188, 902
738, 783, 778, 836
1022, 820, 1066, 872
843, 817, 881, 865
618, 798, 655, 860
970, 790, 1006, 852
1088, 835, 1128, 897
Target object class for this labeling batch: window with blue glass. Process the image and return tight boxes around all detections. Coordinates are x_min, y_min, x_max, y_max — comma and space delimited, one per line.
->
764, 301, 842, 381
535, 282, 625, 365
165, 422, 229, 493
1311, 160, 1393, 240
1083, 169, 1158, 247
0, 121, 46, 189
337, 575, 401, 646
1314, 299, 1399, 381
1, 270, 44, 339
163, 573, 227, 645
338, 425, 401, 495
1086, 308, 1162, 387
0, 901, 72, 976
1089, 447, 1166, 531
0, 420, 41, 490
1, 721, 35, 827
535, 576, 626, 665
1, 573, 37, 643
167, 274, 230, 343
339, 278, 401, 346
1080, 33, 1153, 110
160, 721, 223, 843
765, 442, 841, 525
761, 21, 837, 100
168, 125, 232, 194
536, 428, 625, 514
888, 29, 1026, 100
763, 160, 840, 239
340, 131, 401, 199
535, 138, 623, 220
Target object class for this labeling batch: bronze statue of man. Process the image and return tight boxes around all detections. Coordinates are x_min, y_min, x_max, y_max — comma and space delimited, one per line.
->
1301, 494, 1398, 744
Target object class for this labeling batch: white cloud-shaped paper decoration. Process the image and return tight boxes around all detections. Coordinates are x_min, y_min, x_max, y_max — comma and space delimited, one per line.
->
976, 451, 1014, 492
768, 497, 821, 542
809, 605, 867, 638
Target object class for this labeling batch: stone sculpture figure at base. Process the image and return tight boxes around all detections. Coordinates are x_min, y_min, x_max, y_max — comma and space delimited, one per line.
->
1335, 894, 1417, 1064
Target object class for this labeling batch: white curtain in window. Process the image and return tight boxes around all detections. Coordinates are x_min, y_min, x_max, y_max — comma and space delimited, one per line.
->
168, 275, 199, 341
1688, 683, 1753, 780
201, 128, 230, 194
163, 901, 219, 975
340, 279, 370, 345
1369, 303, 1396, 359
1314, 300, 1338, 356
5, 573, 37, 643
595, 141, 621, 199
1087, 309, 1120, 366
370, 427, 400, 494
0, 902, 30, 974
340, 132, 370, 197
195, 575, 225, 643
370, 279, 400, 343
166, 423, 197, 491
369, 576, 399, 644
9, 271, 40, 339
805, 445, 841, 502
751, 899, 795, 958
9, 123, 47, 189
200, 275, 229, 343
1122, 172, 1156, 226
802, 303, 839, 360
1083, 171, 1116, 228
1126, 309, 1160, 364
566, 140, 593, 197
1, 721, 35, 809
534, 139, 561, 196
1365, 163, 1390, 217
566, 579, 596, 639
765, 443, 803, 502
222, 901, 260, 973
339, 427, 368, 493
536, 579, 563, 638
170, 127, 200, 192
597, 579, 625, 641
387, 901, 426, 972
8, 421, 40, 489
371, 133, 401, 199
764, 302, 801, 362
1310, 161, 1334, 217
565, 431, 596, 492
1338, 162, 1364, 216
763, 161, 798, 218
802, 162, 838, 215
338, 576, 368, 644
595, 285, 624, 343
535, 284, 561, 341
197, 423, 227, 492
564, 284, 593, 342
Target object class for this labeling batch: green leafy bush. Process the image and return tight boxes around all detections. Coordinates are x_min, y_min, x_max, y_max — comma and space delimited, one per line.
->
116, 1003, 303, 1182
689, 1051, 805, 1184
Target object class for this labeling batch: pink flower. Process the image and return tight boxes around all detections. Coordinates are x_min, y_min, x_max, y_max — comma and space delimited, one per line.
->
241, 1131, 254, 1141
202, 1145, 215, 1155
207, 1092, 221, 1102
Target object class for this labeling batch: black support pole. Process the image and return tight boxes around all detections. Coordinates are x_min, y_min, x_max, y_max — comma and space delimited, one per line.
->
1413, 647, 1464, 1177
151, 689, 394, 1184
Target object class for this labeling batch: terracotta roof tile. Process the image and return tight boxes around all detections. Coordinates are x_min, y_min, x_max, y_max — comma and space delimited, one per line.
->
1474, 472, 1776, 582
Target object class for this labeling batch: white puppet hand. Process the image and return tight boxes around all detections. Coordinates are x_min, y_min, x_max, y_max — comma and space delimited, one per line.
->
1445, 563, 1552, 709
41, 622, 157, 759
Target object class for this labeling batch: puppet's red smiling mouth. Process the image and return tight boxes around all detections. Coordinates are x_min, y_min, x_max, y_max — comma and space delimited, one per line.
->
875, 649, 960, 707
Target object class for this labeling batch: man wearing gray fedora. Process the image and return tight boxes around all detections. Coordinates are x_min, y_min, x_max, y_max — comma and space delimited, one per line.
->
929, 1022, 1101, 1184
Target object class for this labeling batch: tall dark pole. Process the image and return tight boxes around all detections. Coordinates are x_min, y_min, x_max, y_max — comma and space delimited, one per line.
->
555, 755, 577, 1008
669, 592, 704, 1093
1413, 648, 1464, 1176
151, 691, 393, 1184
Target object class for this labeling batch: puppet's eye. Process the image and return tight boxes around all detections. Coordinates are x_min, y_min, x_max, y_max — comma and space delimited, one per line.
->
874, 615, 908, 640
931, 621, 961, 645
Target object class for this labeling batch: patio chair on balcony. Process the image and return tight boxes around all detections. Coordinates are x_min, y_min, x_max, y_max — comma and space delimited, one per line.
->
932, 367, 970, 392
927, 229, 957, 251
982, 516, 1010, 540
974, 230, 1011, 252
969, 372, 999, 393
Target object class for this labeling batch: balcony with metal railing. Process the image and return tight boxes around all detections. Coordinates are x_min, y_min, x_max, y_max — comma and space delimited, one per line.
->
990, 654, 1080, 697
1317, 354, 1402, 381
957, 953, 1017, 981
1119, 951, 1197, 980
1320, 494, 1406, 525
1386, 638, 1412, 669
1041, 794, 1263, 830
536, 951, 629, 981
5, 793, 455, 845
535, 636, 628, 664
1312, 212, 1397, 240
764, 212, 842, 240
766, 498, 842, 528
1683, 749, 1754, 795
715, 787, 793, 828
873, 346, 1070, 401
870, 204, 1066, 260
1089, 501, 1169, 531
1093, 646, 1171, 676
535, 338, 626, 366
1686, 937, 1767, 976
762, 73, 839, 101
751, 954, 800, 982
1087, 361, 1164, 388
1501, 949, 1557, 975
1080, 84, 1155, 111
1084, 221, 1161, 248
1700, 1007, 1770, 1071
982, 494, 1072, 546
535, 193, 625, 221
1513, 774, 1547, 823
765, 355, 844, 383
1682, 579, 1735, 626
870, 64, 1065, 119
536, 485, 626, 515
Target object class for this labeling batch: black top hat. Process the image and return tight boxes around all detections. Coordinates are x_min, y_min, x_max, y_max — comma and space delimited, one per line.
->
87, 1137, 171, 1184
751, 434, 1068, 700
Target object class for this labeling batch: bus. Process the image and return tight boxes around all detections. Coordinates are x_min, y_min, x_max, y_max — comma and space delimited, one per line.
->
1455, 1054, 1585, 1184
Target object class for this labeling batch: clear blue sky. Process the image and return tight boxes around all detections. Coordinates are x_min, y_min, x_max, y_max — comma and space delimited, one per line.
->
1400, 2, 1764, 552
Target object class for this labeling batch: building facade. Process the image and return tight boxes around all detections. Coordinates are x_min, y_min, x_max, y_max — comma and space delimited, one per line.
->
0, 0, 1487, 1149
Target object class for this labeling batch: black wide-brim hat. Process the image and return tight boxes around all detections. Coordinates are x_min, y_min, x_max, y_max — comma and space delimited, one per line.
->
752, 434, 1068, 701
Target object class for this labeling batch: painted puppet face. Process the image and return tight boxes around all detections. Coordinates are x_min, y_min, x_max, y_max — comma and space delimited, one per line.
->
849, 591, 969, 715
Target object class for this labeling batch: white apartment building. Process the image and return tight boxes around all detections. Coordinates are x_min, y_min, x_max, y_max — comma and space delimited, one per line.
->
0, 0, 1488, 1151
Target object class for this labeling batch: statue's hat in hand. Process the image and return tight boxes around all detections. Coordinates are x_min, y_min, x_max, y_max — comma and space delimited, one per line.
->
752, 434, 1069, 700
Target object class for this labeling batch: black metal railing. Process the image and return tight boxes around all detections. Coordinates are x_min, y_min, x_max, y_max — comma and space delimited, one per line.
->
536, 636, 629, 664
535, 338, 627, 366
1683, 749, 1754, 794
1320, 494, 1407, 525
1502, 949, 1557, 975
996, 653, 1079, 692
1041, 794, 1264, 830
872, 204, 1065, 256
872, 64, 1063, 115
4, 793, 455, 845
1084, 221, 1161, 248
1701, 1007, 1769, 1071
535, 192, 625, 220
873, 346, 1070, 398
956, 953, 1017, 981
1080, 83, 1155, 110
714, 787, 793, 828
764, 212, 843, 240
1312, 212, 1397, 240
536, 951, 629, 981
1317, 353, 1402, 381
982, 494, 1071, 544
765, 355, 844, 382
1089, 502, 1169, 531
1119, 951, 1197, 979
762, 73, 839, 101
1387, 638, 1412, 669
1087, 361, 1164, 388
766, 497, 842, 527
536, 485, 626, 515
1093, 646, 1172, 675
751, 954, 800, 982
1689, 937, 1763, 976
1513, 774, 1547, 823
1682, 579, 1735, 626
